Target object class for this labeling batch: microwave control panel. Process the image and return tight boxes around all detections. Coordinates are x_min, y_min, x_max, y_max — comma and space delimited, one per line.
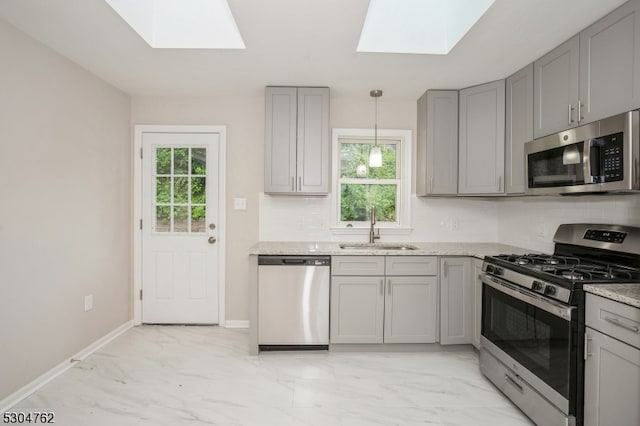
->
599, 132, 624, 182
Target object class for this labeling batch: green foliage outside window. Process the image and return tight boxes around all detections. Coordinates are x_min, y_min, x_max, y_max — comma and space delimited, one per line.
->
339, 142, 398, 222
155, 147, 206, 232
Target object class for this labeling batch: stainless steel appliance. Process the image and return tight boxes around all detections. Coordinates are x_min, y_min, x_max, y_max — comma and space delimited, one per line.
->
480, 224, 640, 426
525, 111, 640, 195
258, 255, 330, 350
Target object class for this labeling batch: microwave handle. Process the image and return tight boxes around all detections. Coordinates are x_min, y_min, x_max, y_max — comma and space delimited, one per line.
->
583, 139, 592, 183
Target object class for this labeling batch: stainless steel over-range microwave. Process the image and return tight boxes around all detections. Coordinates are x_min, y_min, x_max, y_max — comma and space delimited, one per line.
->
525, 110, 640, 195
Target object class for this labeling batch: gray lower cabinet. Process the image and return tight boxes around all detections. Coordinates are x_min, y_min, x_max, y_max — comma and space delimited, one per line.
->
471, 257, 484, 349
458, 80, 506, 195
505, 63, 533, 195
440, 257, 473, 345
416, 90, 459, 196
584, 293, 640, 426
264, 86, 329, 195
330, 256, 438, 344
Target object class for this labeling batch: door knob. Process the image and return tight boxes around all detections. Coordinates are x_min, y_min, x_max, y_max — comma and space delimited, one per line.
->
208, 236, 217, 244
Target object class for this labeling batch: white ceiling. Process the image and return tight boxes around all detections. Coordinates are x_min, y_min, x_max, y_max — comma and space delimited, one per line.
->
0, 0, 628, 100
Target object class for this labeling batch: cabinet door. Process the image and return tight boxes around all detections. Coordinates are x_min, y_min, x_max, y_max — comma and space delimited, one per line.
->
584, 327, 640, 426
416, 90, 459, 196
384, 276, 438, 343
533, 35, 579, 138
440, 257, 473, 345
458, 80, 505, 194
297, 87, 330, 194
505, 64, 533, 195
264, 87, 298, 193
580, 0, 640, 125
330, 276, 384, 344
471, 258, 484, 350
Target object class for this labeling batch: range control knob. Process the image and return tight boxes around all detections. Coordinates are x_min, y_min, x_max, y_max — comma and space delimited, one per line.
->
531, 281, 543, 291
544, 286, 557, 297
494, 267, 504, 276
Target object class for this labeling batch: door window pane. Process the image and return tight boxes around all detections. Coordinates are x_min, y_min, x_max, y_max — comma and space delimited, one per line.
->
153, 146, 208, 234
156, 206, 171, 232
156, 148, 171, 174
174, 148, 189, 174
191, 148, 206, 174
173, 177, 189, 203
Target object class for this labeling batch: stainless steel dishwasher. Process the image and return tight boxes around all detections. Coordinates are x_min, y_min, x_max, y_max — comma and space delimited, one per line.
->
258, 255, 330, 350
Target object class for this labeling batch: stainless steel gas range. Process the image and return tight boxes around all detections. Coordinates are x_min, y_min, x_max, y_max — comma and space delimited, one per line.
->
480, 223, 640, 426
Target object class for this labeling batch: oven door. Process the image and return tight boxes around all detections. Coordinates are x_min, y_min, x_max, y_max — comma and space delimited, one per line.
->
481, 275, 577, 412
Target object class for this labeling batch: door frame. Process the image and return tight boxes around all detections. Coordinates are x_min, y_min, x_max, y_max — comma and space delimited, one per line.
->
133, 125, 227, 326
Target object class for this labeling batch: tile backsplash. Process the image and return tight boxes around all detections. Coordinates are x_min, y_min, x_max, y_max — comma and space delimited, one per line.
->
259, 192, 640, 252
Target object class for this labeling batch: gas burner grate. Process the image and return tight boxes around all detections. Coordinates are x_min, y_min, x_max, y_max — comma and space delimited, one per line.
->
542, 264, 638, 281
497, 253, 581, 266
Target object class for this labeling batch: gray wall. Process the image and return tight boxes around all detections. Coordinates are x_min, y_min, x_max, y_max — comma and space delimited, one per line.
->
0, 21, 132, 399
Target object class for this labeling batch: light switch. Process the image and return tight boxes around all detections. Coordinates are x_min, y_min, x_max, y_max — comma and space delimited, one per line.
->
234, 198, 247, 210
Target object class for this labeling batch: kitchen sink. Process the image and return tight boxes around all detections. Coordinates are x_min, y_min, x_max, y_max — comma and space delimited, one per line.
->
338, 243, 418, 251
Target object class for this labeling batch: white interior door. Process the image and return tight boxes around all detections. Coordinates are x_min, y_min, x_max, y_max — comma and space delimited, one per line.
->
141, 132, 220, 324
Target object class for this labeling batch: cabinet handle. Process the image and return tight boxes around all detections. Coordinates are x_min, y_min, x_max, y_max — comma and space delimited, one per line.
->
430, 177, 434, 193
604, 316, 640, 333
578, 100, 584, 122
504, 374, 523, 393
568, 104, 575, 125
387, 279, 391, 295
584, 332, 593, 360
291, 177, 295, 191
443, 261, 448, 277
379, 279, 383, 295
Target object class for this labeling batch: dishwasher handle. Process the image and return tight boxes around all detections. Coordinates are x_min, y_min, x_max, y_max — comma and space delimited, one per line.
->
258, 255, 331, 266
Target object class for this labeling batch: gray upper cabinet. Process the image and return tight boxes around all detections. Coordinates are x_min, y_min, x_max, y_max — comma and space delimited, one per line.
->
416, 90, 459, 196
534, 0, 640, 139
264, 86, 329, 195
458, 80, 506, 195
579, 0, 640, 124
533, 35, 580, 139
505, 64, 533, 195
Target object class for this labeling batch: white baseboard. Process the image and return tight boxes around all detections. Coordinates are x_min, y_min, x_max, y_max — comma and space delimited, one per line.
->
225, 320, 249, 329
0, 320, 134, 412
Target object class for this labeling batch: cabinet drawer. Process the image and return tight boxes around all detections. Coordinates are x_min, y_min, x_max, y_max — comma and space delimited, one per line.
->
332, 256, 385, 276
385, 256, 437, 276
586, 293, 640, 350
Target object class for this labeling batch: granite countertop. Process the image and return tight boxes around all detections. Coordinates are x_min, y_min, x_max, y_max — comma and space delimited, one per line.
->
248, 241, 531, 259
584, 284, 640, 309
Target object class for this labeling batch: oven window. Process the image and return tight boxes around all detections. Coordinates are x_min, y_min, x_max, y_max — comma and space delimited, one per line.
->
482, 283, 573, 399
527, 142, 585, 188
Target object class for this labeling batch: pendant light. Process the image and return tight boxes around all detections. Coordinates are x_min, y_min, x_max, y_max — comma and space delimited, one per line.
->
369, 89, 383, 168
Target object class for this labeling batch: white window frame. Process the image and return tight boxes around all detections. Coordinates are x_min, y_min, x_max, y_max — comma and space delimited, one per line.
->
331, 128, 412, 234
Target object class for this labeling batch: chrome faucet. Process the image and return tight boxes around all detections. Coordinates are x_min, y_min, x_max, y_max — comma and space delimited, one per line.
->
369, 206, 380, 244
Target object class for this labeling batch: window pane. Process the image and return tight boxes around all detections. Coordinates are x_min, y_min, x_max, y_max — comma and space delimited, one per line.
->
191, 148, 206, 175
174, 148, 189, 174
156, 148, 171, 174
155, 206, 171, 232
191, 177, 206, 203
340, 184, 397, 222
191, 206, 206, 233
340, 142, 396, 179
174, 206, 189, 232
156, 177, 171, 203
173, 176, 188, 203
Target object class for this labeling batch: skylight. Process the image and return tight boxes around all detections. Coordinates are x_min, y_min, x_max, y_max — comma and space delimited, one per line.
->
357, 0, 495, 55
105, 0, 245, 49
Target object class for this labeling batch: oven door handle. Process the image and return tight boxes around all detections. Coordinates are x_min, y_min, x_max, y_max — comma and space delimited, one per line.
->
481, 274, 575, 321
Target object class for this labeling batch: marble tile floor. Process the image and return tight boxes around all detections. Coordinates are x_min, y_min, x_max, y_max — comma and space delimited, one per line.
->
13, 326, 533, 426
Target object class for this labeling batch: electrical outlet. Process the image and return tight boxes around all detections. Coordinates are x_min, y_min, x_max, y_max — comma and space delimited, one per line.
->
233, 198, 247, 210
84, 294, 93, 312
